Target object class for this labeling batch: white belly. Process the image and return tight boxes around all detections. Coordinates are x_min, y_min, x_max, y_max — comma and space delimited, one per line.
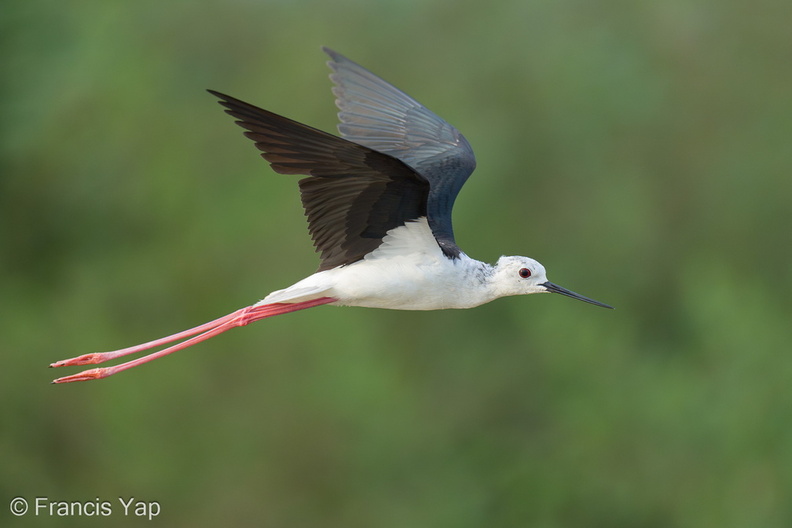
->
331, 256, 484, 310
259, 218, 494, 311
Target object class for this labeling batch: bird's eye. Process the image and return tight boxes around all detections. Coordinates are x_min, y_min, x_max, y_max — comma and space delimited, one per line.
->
519, 268, 532, 278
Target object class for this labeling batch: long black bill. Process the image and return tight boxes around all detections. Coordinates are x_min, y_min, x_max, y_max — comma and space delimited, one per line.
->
541, 282, 613, 309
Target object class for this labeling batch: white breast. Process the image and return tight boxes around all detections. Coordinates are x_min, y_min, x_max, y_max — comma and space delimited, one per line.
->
260, 218, 495, 310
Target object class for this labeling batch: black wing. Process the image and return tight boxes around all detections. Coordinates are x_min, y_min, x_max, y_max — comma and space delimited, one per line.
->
209, 90, 429, 271
324, 48, 477, 257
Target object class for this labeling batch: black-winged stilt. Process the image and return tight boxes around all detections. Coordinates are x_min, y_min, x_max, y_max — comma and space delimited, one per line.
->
51, 48, 612, 384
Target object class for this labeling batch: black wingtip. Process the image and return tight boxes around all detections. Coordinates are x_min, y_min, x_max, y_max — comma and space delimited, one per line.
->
206, 90, 257, 118
207, 88, 228, 100
322, 47, 353, 69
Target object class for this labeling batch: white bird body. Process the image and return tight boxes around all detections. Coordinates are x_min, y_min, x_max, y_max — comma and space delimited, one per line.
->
50, 48, 610, 384
261, 217, 548, 311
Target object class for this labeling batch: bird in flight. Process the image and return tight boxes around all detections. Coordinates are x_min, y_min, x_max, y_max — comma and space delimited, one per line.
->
51, 47, 612, 383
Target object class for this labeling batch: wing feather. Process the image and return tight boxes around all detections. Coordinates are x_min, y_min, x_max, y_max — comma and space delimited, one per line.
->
324, 48, 476, 255
209, 90, 429, 271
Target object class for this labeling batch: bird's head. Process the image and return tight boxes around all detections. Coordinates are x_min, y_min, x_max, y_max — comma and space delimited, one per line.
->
492, 256, 613, 308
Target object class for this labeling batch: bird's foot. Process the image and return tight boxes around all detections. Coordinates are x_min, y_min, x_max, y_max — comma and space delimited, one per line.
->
50, 353, 110, 368
51, 368, 112, 384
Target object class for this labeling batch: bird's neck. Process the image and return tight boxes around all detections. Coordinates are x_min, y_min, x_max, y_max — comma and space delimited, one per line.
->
452, 257, 500, 308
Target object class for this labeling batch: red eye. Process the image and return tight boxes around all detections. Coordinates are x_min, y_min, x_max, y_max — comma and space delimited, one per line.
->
519, 268, 531, 278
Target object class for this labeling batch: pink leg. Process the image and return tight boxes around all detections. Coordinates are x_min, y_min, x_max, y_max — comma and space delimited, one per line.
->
50, 297, 337, 384
49, 310, 249, 368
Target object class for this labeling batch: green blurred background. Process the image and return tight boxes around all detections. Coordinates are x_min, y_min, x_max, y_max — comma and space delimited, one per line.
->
2, 0, 791, 526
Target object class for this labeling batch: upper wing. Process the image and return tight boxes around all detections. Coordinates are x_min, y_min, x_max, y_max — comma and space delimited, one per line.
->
323, 48, 476, 256
209, 90, 429, 271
